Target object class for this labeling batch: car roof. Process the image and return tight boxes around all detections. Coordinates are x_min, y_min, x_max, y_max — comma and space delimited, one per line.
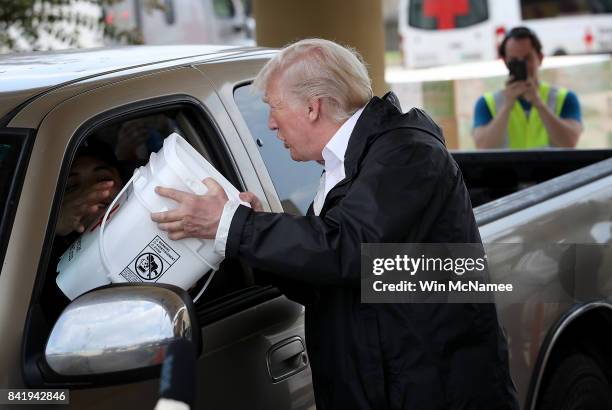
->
0, 45, 272, 123
0, 45, 264, 94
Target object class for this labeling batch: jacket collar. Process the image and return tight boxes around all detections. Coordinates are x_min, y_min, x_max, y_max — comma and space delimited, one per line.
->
313, 92, 446, 217
343, 92, 400, 178
343, 91, 445, 179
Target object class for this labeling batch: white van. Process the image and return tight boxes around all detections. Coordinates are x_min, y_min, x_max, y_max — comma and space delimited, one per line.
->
399, 0, 612, 68
103, 0, 254, 46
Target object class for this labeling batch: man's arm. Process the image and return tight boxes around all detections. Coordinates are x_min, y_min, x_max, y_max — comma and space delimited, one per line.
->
224, 134, 455, 286
152, 133, 457, 286
473, 102, 513, 149
535, 105, 582, 147
527, 84, 582, 147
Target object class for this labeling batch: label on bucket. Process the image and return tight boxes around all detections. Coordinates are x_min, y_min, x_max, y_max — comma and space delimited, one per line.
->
64, 237, 83, 263
120, 236, 181, 282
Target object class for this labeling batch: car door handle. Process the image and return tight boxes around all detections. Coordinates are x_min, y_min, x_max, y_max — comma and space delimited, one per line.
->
266, 337, 308, 382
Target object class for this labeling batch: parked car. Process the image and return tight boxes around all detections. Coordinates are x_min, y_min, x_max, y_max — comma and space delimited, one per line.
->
0, 45, 611, 410
0, 45, 314, 410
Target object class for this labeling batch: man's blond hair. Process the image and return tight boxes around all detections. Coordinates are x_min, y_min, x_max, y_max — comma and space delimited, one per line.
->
254, 38, 373, 123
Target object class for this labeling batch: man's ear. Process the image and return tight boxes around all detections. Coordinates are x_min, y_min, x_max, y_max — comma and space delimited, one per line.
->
307, 98, 322, 122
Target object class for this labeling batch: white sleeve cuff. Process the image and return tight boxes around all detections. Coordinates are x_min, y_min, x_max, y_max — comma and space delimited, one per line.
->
154, 398, 190, 410
214, 199, 241, 257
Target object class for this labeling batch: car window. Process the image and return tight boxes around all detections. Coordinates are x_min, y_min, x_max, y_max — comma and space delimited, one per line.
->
234, 84, 321, 215
37, 106, 256, 326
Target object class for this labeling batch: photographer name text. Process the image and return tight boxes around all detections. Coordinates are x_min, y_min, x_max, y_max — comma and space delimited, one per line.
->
372, 280, 513, 292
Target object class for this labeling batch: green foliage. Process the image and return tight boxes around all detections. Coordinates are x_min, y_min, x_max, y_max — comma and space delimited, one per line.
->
0, 0, 159, 52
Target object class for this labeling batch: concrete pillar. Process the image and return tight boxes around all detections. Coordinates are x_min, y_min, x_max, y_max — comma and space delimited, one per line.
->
253, 0, 388, 96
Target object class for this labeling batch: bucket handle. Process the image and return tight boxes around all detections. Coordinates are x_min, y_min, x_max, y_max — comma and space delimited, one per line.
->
192, 269, 216, 303
99, 168, 141, 277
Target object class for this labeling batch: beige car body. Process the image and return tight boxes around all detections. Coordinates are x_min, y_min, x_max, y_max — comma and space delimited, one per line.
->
1, 45, 314, 409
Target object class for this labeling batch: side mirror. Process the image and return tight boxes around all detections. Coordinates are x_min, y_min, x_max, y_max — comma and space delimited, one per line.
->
44, 284, 199, 378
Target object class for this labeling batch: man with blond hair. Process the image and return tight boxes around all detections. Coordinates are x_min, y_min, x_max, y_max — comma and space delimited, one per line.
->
152, 39, 518, 409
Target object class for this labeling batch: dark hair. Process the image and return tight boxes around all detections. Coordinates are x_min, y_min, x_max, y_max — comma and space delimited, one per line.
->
498, 26, 542, 59
75, 139, 120, 171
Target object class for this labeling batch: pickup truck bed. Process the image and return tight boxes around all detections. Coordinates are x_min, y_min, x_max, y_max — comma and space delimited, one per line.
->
455, 149, 612, 410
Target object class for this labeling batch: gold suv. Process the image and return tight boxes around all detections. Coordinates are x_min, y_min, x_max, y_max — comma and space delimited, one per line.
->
0, 45, 319, 409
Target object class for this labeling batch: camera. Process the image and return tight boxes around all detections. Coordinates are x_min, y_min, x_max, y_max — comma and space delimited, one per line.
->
507, 59, 527, 82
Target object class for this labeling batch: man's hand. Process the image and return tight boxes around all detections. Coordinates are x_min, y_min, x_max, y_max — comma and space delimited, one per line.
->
57, 180, 115, 236
520, 78, 544, 107
239, 191, 264, 212
152, 178, 229, 240
503, 79, 529, 104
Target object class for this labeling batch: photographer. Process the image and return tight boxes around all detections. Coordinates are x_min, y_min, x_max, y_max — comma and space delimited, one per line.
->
472, 26, 583, 149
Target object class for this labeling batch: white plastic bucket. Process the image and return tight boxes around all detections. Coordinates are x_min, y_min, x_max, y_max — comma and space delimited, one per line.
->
56, 133, 246, 300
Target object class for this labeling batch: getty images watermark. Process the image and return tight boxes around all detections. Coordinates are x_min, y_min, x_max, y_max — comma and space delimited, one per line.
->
361, 243, 611, 303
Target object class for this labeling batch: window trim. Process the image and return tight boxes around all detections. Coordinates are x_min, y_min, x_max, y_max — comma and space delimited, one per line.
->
0, 127, 36, 271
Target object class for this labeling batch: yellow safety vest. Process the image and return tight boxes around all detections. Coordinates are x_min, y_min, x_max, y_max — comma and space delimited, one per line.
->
483, 82, 568, 149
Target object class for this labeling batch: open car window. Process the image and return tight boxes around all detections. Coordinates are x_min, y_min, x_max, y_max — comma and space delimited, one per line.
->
36, 104, 257, 330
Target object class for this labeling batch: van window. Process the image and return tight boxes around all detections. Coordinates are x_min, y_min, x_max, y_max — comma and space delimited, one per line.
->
213, 0, 236, 18
233, 84, 321, 215
408, 0, 489, 30
521, 0, 612, 19
163, 0, 176, 24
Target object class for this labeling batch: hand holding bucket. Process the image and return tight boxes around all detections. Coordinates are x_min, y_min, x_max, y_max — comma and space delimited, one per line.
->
152, 177, 232, 241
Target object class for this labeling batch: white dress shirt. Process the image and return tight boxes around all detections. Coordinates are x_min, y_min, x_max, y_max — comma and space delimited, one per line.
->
312, 107, 364, 215
214, 107, 365, 257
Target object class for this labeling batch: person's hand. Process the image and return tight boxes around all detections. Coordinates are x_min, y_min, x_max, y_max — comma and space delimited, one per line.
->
57, 180, 116, 236
239, 191, 263, 211
520, 78, 543, 108
151, 178, 229, 240
503, 79, 529, 103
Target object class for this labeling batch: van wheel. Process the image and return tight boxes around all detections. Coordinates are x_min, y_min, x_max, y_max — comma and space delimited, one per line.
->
539, 353, 612, 410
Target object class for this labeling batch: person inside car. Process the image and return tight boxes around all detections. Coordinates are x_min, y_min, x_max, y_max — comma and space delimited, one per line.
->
56, 140, 123, 237
41, 140, 124, 323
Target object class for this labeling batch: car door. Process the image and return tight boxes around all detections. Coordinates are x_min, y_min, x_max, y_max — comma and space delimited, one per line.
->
5, 63, 314, 409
